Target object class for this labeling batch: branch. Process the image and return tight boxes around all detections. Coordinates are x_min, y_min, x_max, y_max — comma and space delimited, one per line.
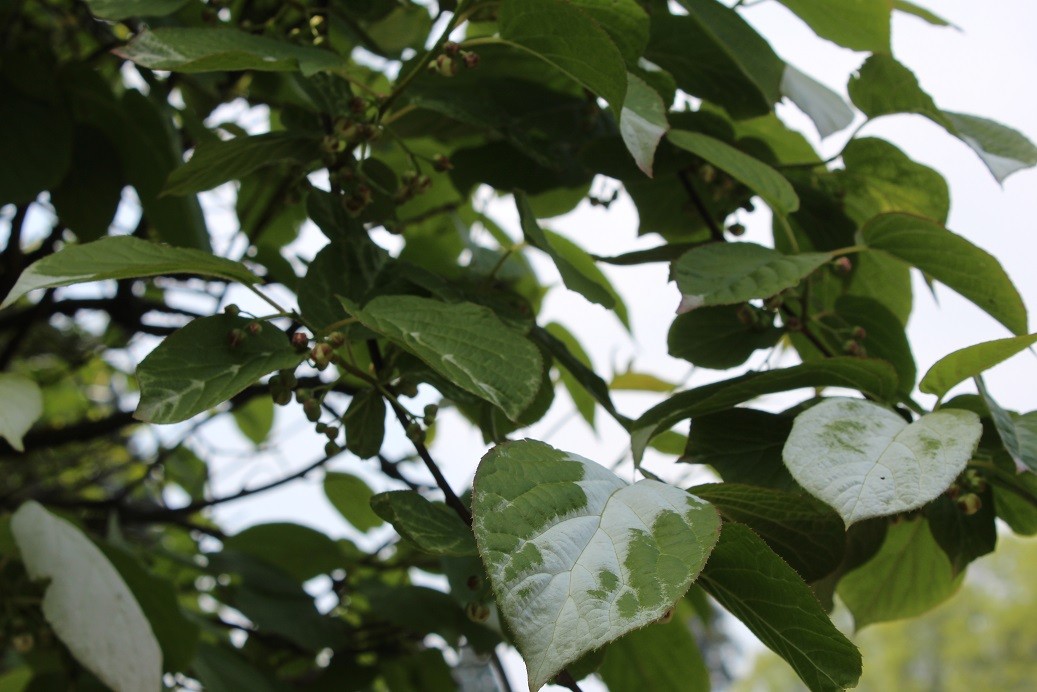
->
678, 168, 725, 242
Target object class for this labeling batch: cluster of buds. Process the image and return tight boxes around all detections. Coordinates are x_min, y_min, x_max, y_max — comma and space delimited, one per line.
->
428, 41, 480, 77
269, 369, 298, 406
395, 170, 433, 203
226, 317, 264, 349
947, 469, 988, 516
842, 326, 868, 358
831, 256, 853, 276
735, 303, 777, 333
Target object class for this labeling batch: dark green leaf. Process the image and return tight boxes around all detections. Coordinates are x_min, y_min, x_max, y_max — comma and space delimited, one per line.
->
371, 490, 477, 556
837, 517, 963, 629
860, 213, 1028, 335
164, 133, 320, 195
668, 305, 782, 370
925, 490, 997, 576
668, 130, 799, 214
569, 0, 650, 66
84, 0, 187, 19
118, 28, 347, 76
193, 644, 288, 692
223, 523, 345, 582
297, 234, 389, 330
647, 3, 783, 118
343, 389, 386, 460
50, 126, 125, 241
544, 322, 597, 427
920, 334, 1037, 400
690, 483, 845, 581
700, 522, 862, 691
324, 471, 383, 532
976, 376, 1037, 473
776, 0, 891, 52
0, 87, 72, 204
2, 237, 257, 310
362, 584, 498, 651
632, 358, 899, 462
135, 315, 304, 424
683, 408, 797, 490
828, 296, 916, 393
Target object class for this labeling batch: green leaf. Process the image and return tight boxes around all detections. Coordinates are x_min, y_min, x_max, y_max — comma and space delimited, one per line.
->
837, 137, 949, 223
324, 471, 384, 533
690, 483, 845, 582
920, 334, 1037, 400
164, 133, 321, 195
848, 53, 944, 123
976, 376, 1037, 473
683, 408, 797, 491
893, 0, 956, 27
472, 440, 720, 691
0, 374, 43, 452
776, 0, 891, 52
343, 388, 386, 460
620, 72, 669, 176
569, 0, 650, 66
671, 242, 829, 310
544, 323, 597, 427
598, 601, 710, 692
632, 358, 900, 463
925, 490, 996, 576
515, 190, 616, 310
545, 230, 630, 329
342, 296, 543, 421
699, 522, 862, 692
85, 0, 187, 19
780, 65, 854, 139
50, 127, 125, 241
135, 315, 304, 424
193, 644, 288, 692
838, 517, 963, 628
223, 523, 345, 582
0, 88, 72, 204
371, 490, 477, 556
610, 370, 677, 393
668, 131, 799, 214
943, 111, 1037, 184
232, 396, 275, 446
118, 27, 347, 76
828, 295, 917, 393
860, 213, 1028, 335
498, 0, 628, 110
297, 232, 389, 330
783, 398, 982, 525
647, 3, 783, 118
668, 304, 782, 370
1, 236, 257, 309
11, 502, 162, 692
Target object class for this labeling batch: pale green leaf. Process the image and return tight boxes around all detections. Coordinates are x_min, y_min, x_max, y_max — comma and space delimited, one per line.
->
117, 27, 347, 76
1, 236, 257, 309
0, 374, 42, 452
671, 242, 828, 310
699, 522, 862, 692
11, 502, 162, 692
135, 315, 304, 424
944, 111, 1037, 184
164, 133, 321, 195
232, 396, 274, 446
838, 517, 963, 628
837, 137, 949, 224
85, 0, 187, 19
776, 0, 891, 52
498, 0, 628, 110
371, 490, 477, 556
324, 472, 384, 533
610, 371, 677, 393
633, 358, 899, 463
343, 296, 543, 421
893, 0, 957, 27
920, 334, 1037, 400
860, 213, 1028, 335
780, 64, 854, 139
620, 72, 669, 176
668, 131, 799, 214
783, 398, 981, 525
473, 440, 720, 691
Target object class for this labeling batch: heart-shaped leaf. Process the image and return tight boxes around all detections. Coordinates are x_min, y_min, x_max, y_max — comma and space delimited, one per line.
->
472, 440, 720, 691
783, 398, 982, 525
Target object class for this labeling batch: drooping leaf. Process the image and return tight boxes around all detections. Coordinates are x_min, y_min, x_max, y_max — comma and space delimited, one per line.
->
783, 398, 982, 525
668, 131, 799, 214
544, 323, 597, 427
343, 296, 543, 421
646, 3, 783, 118
118, 27, 347, 76
683, 408, 797, 490
164, 133, 321, 195
976, 376, 1037, 473
893, 0, 956, 27
609, 370, 677, 393
324, 471, 384, 533
620, 72, 669, 176
371, 490, 477, 556
472, 440, 720, 691
780, 64, 855, 139
11, 502, 162, 692
1, 236, 257, 309
837, 517, 964, 628
633, 358, 899, 463
920, 334, 1037, 401
668, 304, 783, 370
545, 230, 630, 329
699, 522, 862, 692
671, 242, 829, 311
0, 374, 43, 452
776, 0, 891, 52
498, 0, 628, 110
232, 396, 275, 446
0, 87, 72, 204
943, 111, 1037, 184
342, 388, 387, 460
50, 126, 125, 241
860, 213, 1028, 335
598, 601, 710, 692
135, 315, 304, 424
